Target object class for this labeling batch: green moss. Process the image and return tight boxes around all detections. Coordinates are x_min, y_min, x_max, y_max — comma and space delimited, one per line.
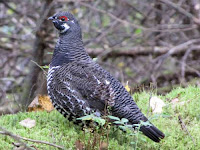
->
0, 86, 199, 149
134, 85, 200, 149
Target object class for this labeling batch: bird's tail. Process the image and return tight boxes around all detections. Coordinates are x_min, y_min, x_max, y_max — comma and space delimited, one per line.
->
139, 124, 165, 142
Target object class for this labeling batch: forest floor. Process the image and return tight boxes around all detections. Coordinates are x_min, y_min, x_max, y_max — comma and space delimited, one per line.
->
0, 86, 199, 150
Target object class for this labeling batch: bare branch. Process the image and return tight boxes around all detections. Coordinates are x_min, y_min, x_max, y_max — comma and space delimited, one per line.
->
181, 46, 200, 80
153, 38, 200, 71
79, 2, 198, 32
0, 126, 65, 149
159, 0, 200, 25
86, 44, 199, 57
0, 127, 33, 150
79, 2, 148, 30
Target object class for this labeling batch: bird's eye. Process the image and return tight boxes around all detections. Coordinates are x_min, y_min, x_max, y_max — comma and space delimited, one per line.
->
59, 16, 68, 21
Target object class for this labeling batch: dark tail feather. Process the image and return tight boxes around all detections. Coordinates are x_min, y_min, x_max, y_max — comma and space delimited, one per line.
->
140, 125, 165, 142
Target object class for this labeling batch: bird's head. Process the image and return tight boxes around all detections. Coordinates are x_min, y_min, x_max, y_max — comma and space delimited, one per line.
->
48, 12, 80, 35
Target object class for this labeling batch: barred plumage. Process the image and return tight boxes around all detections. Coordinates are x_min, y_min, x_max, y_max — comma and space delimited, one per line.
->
47, 12, 165, 142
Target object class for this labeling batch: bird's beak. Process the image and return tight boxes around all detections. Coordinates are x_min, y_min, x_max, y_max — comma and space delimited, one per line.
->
48, 16, 54, 20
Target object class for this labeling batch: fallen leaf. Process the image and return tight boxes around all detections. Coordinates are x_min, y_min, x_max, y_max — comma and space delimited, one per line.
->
150, 96, 166, 113
19, 118, 36, 128
38, 95, 54, 112
171, 98, 179, 104
28, 95, 54, 112
171, 98, 191, 108
28, 95, 43, 112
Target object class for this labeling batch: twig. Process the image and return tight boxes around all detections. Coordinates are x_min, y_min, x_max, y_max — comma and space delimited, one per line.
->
33, 0, 55, 33
147, 93, 152, 118
0, 0, 22, 16
31, 60, 48, 76
158, 0, 200, 25
153, 38, 200, 71
184, 62, 200, 77
15, 135, 65, 149
79, 2, 156, 31
0, 127, 65, 149
178, 115, 195, 145
57, 0, 93, 2
181, 46, 200, 80
0, 0, 35, 19
0, 127, 33, 150
86, 46, 171, 57
79, 2, 197, 32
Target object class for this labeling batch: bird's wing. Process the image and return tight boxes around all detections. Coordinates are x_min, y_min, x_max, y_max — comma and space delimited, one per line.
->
67, 61, 116, 113
50, 61, 115, 116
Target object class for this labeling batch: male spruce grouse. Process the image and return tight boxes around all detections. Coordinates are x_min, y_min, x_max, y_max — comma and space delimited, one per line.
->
47, 11, 165, 142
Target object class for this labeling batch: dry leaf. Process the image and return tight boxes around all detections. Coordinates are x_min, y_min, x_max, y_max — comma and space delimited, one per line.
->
28, 95, 43, 112
38, 95, 54, 112
171, 98, 179, 109
150, 96, 166, 113
28, 95, 54, 112
171, 98, 191, 108
19, 118, 36, 128
171, 98, 179, 104
125, 81, 130, 92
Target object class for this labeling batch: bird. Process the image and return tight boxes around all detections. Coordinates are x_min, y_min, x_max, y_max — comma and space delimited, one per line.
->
47, 11, 165, 143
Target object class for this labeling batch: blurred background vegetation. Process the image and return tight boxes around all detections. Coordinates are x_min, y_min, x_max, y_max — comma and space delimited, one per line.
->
0, 0, 200, 114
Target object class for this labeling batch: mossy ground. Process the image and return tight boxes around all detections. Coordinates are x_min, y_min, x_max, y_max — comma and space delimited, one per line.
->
0, 86, 199, 149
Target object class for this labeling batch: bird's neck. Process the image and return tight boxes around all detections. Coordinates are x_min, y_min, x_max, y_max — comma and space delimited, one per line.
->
50, 34, 91, 67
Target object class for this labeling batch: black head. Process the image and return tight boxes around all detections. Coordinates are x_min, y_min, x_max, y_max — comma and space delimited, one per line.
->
48, 12, 80, 35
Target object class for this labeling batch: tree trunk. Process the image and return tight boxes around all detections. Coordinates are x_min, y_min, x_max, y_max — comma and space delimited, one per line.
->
21, 0, 54, 108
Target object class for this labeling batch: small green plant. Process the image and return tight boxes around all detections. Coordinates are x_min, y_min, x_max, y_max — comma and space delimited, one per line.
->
76, 113, 150, 150
77, 114, 110, 150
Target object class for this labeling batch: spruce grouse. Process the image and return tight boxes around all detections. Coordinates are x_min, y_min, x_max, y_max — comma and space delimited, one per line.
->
47, 12, 165, 142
